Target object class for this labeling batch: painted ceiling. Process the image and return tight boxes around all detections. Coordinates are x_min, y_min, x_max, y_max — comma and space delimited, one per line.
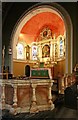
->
20, 12, 65, 44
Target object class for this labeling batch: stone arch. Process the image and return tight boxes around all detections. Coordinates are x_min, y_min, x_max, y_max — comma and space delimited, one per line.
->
11, 2, 73, 74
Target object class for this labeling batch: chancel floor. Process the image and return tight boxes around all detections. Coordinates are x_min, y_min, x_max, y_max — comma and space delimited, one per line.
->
2, 94, 77, 120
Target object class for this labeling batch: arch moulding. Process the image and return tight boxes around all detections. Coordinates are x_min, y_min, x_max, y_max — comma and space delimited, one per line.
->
11, 2, 73, 74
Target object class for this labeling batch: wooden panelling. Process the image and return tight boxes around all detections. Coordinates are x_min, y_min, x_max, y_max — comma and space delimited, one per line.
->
54, 59, 65, 78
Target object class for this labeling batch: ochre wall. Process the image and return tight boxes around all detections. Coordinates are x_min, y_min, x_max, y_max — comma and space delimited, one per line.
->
13, 59, 65, 78
13, 61, 26, 77
13, 60, 32, 77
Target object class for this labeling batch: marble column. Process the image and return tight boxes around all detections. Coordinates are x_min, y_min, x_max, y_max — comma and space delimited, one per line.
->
12, 85, 17, 114
48, 82, 54, 110
30, 83, 38, 113
2, 84, 5, 109
48, 82, 53, 104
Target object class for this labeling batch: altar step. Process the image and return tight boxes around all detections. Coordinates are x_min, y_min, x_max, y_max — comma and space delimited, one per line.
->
2, 105, 77, 120
2, 94, 77, 119
2, 90, 77, 119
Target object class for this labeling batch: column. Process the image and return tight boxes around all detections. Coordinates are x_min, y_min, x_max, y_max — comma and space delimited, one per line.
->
48, 68, 52, 79
10, 85, 17, 115
38, 45, 42, 62
48, 82, 53, 104
12, 85, 17, 114
8, 46, 12, 74
48, 82, 54, 110
50, 41, 53, 58
61, 76, 65, 94
64, 74, 68, 88
30, 46, 32, 60
54, 44, 55, 61
2, 84, 5, 109
32, 84, 36, 104
2, 46, 5, 75
30, 83, 38, 113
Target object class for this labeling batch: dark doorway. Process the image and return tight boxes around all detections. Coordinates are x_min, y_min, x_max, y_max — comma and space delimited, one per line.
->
25, 65, 30, 77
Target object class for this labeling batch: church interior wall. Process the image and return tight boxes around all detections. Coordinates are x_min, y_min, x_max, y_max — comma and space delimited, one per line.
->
1, 3, 77, 115
13, 60, 33, 77
13, 59, 65, 79
2, 2, 77, 73
13, 60, 26, 77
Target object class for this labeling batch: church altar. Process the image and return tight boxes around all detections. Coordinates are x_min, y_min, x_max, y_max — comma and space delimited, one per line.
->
0, 79, 54, 115
30, 68, 52, 79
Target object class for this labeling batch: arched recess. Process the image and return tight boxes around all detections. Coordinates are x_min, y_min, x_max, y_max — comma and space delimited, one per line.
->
11, 2, 73, 74
25, 65, 30, 77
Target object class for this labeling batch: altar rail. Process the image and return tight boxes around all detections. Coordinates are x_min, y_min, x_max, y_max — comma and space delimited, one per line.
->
58, 74, 76, 94
0, 79, 54, 115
